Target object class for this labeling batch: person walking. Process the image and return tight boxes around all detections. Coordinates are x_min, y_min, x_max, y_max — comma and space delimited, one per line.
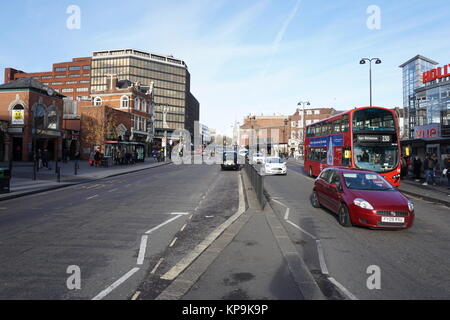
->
444, 155, 450, 189
413, 156, 422, 182
423, 154, 437, 186
74, 151, 81, 170
89, 150, 95, 167
42, 149, 49, 169
94, 149, 101, 167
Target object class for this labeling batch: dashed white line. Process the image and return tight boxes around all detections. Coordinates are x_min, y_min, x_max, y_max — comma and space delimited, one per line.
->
180, 224, 187, 232
86, 195, 98, 200
92, 267, 140, 300
272, 198, 289, 208
316, 240, 329, 275
169, 237, 178, 247
151, 258, 164, 274
131, 291, 141, 300
170, 212, 190, 215
136, 235, 148, 265
284, 208, 290, 220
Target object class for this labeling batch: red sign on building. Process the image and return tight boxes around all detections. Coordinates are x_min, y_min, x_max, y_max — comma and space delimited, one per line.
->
422, 64, 450, 83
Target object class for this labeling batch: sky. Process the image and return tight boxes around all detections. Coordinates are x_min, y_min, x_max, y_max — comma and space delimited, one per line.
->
1, 0, 450, 136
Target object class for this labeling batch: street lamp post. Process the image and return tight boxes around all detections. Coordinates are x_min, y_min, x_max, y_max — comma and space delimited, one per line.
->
297, 101, 310, 159
359, 58, 382, 106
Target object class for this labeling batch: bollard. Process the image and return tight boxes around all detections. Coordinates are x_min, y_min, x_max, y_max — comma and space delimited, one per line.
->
74, 162, 78, 175
33, 161, 37, 181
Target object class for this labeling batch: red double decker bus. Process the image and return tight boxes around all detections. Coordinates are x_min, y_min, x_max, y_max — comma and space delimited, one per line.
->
304, 107, 402, 187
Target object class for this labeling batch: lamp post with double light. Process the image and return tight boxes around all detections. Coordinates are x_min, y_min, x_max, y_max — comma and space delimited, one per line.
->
359, 58, 382, 106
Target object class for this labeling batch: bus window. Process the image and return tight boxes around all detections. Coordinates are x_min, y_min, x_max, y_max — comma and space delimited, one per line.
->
352, 108, 395, 131
307, 126, 312, 138
341, 115, 349, 132
333, 119, 341, 134
320, 148, 327, 163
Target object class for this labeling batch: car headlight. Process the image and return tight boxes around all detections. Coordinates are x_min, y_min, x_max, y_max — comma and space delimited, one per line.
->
408, 200, 414, 212
353, 198, 374, 210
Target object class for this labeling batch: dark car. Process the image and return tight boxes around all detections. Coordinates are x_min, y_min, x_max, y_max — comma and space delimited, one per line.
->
310, 168, 415, 229
221, 151, 240, 171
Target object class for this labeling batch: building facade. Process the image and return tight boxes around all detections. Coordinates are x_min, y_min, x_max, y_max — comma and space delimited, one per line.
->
82, 75, 155, 160
90, 49, 199, 141
4, 57, 92, 103
0, 78, 65, 162
400, 55, 450, 169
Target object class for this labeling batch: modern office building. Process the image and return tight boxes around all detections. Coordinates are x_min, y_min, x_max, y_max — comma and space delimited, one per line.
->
90, 49, 199, 141
4, 57, 92, 103
400, 55, 450, 167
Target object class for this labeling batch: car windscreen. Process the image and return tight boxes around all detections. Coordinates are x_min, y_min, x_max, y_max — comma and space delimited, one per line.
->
266, 158, 283, 164
223, 152, 237, 161
343, 173, 394, 191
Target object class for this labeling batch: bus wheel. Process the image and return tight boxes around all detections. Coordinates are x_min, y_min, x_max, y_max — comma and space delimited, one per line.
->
338, 204, 352, 227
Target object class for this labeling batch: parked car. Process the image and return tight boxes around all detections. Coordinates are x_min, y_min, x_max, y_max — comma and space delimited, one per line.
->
221, 151, 240, 170
262, 157, 287, 175
310, 168, 415, 229
252, 152, 265, 164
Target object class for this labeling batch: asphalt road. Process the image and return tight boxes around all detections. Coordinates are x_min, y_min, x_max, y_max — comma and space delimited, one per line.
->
264, 162, 450, 300
0, 163, 239, 300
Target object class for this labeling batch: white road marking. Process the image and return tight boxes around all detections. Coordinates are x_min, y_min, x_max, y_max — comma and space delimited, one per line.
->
136, 235, 148, 265
151, 258, 164, 274
145, 215, 183, 235
180, 224, 187, 232
108, 188, 118, 193
284, 207, 290, 220
170, 212, 190, 215
272, 198, 289, 208
328, 277, 358, 300
169, 237, 178, 247
92, 267, 140, 300
160, 173, 246, 281
86, 195, 98, 200
131, 291, 141, 300
286, 220, 317, 240
316, 240, 329, 275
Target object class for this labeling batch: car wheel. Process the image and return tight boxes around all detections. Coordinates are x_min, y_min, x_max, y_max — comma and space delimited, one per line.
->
310, 191, 321, 208
338, 204, 352, 227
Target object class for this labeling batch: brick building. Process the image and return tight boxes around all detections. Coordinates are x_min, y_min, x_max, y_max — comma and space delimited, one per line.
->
4, 57, 92, 103
0, 78, 65, 162
80, 75, 155, 161
239, 115, 290, 155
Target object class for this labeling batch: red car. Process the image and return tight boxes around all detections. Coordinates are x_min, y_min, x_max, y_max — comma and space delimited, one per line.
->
310, 168, 414, 229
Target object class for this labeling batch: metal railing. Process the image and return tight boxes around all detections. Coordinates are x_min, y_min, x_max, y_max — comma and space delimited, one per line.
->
244, 164, 266, 208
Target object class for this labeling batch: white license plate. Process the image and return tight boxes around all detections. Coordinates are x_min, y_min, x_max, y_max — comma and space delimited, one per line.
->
381, 217, 405, 223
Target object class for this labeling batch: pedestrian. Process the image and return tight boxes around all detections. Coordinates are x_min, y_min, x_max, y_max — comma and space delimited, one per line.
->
89, 150, 95, 166
400, 156, 408, 178
42, 148, 49, 169
444, 155, 450, 189
94, 149, 101, 167
413, 156, 422, 181
37, 148, 43, 169
423, 154, 437, 186
74, 151, 81, 170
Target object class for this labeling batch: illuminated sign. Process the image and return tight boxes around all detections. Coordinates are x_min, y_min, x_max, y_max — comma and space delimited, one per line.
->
422, 64, 450, 83
414, 124, 440, 139
12, 110, 25, 125
357, 135, 392, 143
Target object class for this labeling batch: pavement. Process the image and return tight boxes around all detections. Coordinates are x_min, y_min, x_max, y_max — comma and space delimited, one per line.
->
287, 158, 450, 207
0, 159, 171, 201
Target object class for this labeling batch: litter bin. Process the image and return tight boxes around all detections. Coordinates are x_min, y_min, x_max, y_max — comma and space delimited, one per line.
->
0, 168, 11, 194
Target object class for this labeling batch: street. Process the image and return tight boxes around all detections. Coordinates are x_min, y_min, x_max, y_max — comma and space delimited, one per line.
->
0, 164, 239, 300
264, 162, 450, 299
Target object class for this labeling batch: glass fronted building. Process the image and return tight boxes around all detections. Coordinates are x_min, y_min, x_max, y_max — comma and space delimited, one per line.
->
91, 49, 196, 139
400, 55, 450, 170
399, 55, 438, 138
